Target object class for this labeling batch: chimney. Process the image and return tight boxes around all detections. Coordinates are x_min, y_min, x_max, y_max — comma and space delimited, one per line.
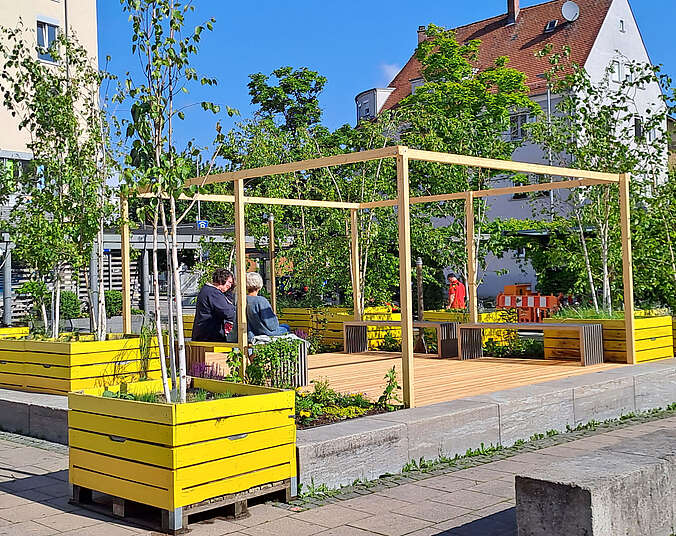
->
417, 25, 427, 44
507, 0, 520, 24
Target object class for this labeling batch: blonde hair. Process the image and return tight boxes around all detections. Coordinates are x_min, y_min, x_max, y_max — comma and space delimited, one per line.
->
246, 272, 264, 293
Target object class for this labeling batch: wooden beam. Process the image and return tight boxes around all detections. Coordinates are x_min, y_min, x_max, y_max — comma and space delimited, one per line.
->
350, 209, 362, 321
619, 173, 636, 365
465, 193, 478, 324
268, 215, 277, 315
120, 195, 132, 334
234, 178, 248, 375
397, 149, 415, 408
137, 192, 358, 210
183, 146, 402, 187
406, 148, 621, 183
358, 178, 615, 210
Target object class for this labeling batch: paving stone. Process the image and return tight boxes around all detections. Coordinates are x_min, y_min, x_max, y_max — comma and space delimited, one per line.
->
395, 500, 472, 523
241, 516, 325, 536
185, 519, 254, 536
291, 504, 371, 528
435, 489, 506, 510
58, 524, 141, 536
314, 527, 380, 536
33, 511, 104, 532
233, 504, 290, 527
446, 467, 510, 483
0, 520, 60, 535
348, 512, 432, 536
413, 475, 474, 493
480, 459, 535, 475
338, 495, 411, 514
0, 501, 64, 523
468, 479, 515, 499
375, 483, 455, 504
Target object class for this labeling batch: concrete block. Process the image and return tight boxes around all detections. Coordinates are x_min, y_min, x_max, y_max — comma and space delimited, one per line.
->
373, 399, 499, 461
0, 399, 29, 435
29, 404, 68, 445
466, 384, 574, 446
572, 376, 635, 425
297, 417, 408, 489
516, 431, 676, 536
633, 365, 676, 412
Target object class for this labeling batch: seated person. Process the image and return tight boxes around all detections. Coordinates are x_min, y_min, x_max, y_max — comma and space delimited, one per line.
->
192, 268, 237, 342
246, 272, 289, 339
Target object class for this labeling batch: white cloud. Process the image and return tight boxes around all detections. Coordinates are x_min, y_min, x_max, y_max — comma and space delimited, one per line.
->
380, 62, 401, 85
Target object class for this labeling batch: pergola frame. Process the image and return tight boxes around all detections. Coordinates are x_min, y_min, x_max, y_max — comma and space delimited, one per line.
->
121, 145, 634, 408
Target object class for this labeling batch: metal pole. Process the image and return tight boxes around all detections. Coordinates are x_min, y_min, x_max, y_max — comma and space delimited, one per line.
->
416, 257, 424, 321
268, 215, 277, 315
3, 249, 11, 326
120, 195, 132, 334
90, 244, 99, 326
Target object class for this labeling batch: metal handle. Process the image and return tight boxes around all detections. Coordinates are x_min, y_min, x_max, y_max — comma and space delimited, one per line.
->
42, 364, 52, 369
227, 433, 248, 441
109, 435, 127, 443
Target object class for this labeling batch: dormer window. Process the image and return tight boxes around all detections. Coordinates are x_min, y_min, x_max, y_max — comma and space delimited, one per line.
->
619, 19, 626, 32
544, 20, 558, 33
410, 78, 425, 94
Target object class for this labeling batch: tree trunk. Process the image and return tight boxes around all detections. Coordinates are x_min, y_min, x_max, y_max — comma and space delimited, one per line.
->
152, 203, 172, 402
97, 227, 107, 341
52, 271, 61, 339
169, 197, 188, 403
160, 202, 178, 386
575, 209, 599, 312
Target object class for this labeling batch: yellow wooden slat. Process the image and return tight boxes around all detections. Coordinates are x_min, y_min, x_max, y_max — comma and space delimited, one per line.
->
70, 447, 172, 488
69, 466, 171, 510
605, 337, 673, 352
636, 346, 675, 363
69, 428, 173, 468
69, 390, 174, 423
174, 389, 293, 423
69, 410, 174, 444
175, 463, 294, 508
175, 410, 293, 445
176, 444, 295, 488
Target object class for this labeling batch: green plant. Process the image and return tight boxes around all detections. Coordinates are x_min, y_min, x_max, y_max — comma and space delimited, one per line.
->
376, 366, 402, 410
59, 291, 82, 320
379, 332, 401, 352
247, 338, 300, 388
484, 337, 544, 359
104, 290, 123, 318
138, 323, 155, 380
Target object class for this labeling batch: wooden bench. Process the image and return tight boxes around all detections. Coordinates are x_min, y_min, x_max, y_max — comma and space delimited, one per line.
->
344, 321, 458, 358
458, 322, 604, 366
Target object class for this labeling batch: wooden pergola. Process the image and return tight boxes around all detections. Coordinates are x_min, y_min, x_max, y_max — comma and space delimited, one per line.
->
120, 145, 635, 408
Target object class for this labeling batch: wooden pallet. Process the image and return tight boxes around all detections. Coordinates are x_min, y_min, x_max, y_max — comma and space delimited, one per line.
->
71, 479, 291, 534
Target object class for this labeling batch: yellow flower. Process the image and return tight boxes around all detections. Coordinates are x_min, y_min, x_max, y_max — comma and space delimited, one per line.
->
299, 410, 311, 418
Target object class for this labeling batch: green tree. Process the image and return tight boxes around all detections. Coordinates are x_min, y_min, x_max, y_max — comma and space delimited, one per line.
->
0, 25, 114, 336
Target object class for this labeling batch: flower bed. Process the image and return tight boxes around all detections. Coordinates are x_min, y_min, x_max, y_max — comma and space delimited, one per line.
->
68, 377, 296, 532
0, 334, 161, 394
0, 327, 29, 340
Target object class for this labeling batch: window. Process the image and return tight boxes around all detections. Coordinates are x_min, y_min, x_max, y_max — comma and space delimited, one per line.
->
634, 117, 643, 140
357, 99, 371, 120
510, 113, 531, 141
611, 60, 621, 83
619, 19, 626, 32
37, 20, 58, 62
544, 20, 558, 33
410, 78, 425, 94
624, 65, 633, 83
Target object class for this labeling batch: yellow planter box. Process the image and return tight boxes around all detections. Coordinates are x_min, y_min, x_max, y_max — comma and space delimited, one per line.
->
68, 378, 296, 529
0, 336, 161, 395
543, 316, 674, 364
0, 326, 29, 340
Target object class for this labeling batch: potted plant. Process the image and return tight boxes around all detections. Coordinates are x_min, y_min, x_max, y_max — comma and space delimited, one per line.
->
68, 377, 296, 533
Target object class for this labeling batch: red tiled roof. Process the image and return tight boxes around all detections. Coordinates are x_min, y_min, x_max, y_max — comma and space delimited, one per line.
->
381, 0, 613, 111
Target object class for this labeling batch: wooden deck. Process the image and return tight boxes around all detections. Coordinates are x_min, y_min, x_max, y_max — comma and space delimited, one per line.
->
307, 352, 623, 407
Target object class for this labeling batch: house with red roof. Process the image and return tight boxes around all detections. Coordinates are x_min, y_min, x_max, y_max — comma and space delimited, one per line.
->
355, 0, 665, 298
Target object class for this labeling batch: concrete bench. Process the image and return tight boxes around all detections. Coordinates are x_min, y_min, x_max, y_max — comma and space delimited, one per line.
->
344, 321, 458, 358
515, 429, 676, 536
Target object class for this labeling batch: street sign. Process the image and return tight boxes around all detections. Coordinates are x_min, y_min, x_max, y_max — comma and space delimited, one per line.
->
196, 220, 209, 229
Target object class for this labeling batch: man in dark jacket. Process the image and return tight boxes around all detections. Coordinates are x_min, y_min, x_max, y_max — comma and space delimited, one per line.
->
191, 269, 237, 342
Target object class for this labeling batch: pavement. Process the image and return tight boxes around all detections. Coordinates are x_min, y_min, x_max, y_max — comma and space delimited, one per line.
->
0, 416, 674, 536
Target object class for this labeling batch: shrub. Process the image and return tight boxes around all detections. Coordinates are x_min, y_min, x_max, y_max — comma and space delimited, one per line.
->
105, 290, 123, 318
60, 291, 82, 320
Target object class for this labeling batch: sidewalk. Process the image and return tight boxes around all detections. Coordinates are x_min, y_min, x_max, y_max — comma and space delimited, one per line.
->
0, 415, 673, 536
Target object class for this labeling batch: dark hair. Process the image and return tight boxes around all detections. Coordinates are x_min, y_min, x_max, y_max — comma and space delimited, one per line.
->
447, 273, 456, 279
212, 268, 234, 286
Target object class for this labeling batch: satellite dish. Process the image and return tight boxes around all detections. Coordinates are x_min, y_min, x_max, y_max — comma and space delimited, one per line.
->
562, 1, 580, 22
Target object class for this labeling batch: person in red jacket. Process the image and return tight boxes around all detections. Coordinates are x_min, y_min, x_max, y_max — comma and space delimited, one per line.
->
446, 273, 466, 310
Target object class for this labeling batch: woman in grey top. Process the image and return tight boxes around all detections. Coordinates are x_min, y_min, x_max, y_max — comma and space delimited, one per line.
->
246, 272, 290, 339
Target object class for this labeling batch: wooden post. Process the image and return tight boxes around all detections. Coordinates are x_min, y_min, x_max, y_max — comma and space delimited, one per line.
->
120, 194, 132, 334
350, 208, 362, 321
416, 258, 424, 320
234, 179, 248, 375
397, 147, 415, 408
465, 192, 478, 323
619, 173, 636, 365
268, 215, 277, 315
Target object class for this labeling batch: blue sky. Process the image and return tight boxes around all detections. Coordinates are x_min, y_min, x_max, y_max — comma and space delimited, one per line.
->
97, 0, 675, 152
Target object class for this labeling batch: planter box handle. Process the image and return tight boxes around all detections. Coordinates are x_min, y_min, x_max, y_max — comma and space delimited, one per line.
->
42, 364, 52, 369
109, 435, 127, 443
227, 433, 248, 441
